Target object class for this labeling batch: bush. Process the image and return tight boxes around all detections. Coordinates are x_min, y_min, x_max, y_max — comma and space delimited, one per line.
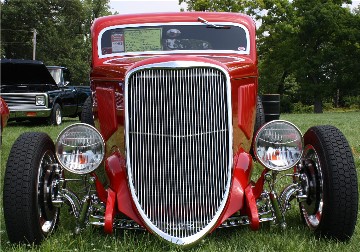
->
292, 102, 314, 113
280, 95, 294, 113
323, 102, 334, 111
343, 96, 360, 110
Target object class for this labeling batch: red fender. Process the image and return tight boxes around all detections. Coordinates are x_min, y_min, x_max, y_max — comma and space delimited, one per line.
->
96, 87, 118, 141
104, 188, 116, 234
215, 150, 253, 229
105, 151, 144, 227
245, 184, 260, 230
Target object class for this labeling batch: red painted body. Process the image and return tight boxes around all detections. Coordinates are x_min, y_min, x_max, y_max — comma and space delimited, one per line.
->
0, 97, 10, 132
90, 12, 261, 234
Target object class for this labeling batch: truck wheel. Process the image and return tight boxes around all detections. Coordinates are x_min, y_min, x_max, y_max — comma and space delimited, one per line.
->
50, 103, 62, 125
81, 96, 94, 126
3, 132, 60, 244
300, 126, 358, 241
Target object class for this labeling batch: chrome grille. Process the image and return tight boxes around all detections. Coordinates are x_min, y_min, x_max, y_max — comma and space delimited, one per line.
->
125, 63, 232, 245
0, 93, 47, 110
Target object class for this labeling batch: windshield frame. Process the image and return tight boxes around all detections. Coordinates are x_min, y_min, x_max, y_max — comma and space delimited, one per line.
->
97, 22, 250, 59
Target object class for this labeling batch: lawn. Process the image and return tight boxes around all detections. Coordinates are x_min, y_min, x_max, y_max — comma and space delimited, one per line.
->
0, 112, 359, 251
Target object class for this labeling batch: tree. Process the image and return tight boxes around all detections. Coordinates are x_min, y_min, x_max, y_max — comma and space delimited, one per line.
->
180, 0, 239, 12
255, 0, 296, 96
289, 0, 355, 112
180, 0, 360, 113
1, 0, 111, 85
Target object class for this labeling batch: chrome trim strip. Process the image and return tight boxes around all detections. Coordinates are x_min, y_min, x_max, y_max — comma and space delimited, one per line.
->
9, 110, 52, 119
9, 108, 51, 112
124, 61, 233, 245
97, 22, 250, 58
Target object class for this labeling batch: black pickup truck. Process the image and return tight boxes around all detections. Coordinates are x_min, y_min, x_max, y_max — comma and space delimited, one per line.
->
0, 59, 91, 125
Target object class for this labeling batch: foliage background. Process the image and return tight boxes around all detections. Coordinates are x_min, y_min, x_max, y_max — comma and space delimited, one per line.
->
2, 0, 359, 113
179, 0, 360, 113
1, 0, 111, 85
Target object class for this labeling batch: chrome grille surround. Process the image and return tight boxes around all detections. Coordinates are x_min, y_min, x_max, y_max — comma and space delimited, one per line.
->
125, 61, 233, 245
1, 93, 49, 111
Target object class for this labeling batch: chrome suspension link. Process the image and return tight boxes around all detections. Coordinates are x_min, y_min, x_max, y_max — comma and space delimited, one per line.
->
265, 172, 287, 229
50, 164, 97, 234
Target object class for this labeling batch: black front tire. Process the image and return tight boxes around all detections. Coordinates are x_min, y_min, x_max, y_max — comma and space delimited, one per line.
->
300, 125, 358, 241
3, 132, 60, 244
81, 96, 94, 126
251, 96, 265, 157
254, 96, 265, 135
50, 103, 62, 125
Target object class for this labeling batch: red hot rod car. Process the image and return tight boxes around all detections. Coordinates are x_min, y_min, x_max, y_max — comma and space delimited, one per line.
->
3, 12, 358, 246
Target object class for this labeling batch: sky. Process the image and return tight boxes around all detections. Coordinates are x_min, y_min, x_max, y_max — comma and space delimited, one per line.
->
109, 0, 360, 14
109, 0, 187, 14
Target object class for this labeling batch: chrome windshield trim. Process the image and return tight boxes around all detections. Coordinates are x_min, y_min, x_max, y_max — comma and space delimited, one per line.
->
97, 22, 250, 58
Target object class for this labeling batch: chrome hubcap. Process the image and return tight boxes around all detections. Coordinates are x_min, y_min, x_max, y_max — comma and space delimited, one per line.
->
55, 108, 62, 125
37, 150, 59, 235
300, 144, 324, 229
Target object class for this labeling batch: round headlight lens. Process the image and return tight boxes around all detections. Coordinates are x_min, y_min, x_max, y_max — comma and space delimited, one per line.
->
56, 123, 105, 174
254, 120, 303, 171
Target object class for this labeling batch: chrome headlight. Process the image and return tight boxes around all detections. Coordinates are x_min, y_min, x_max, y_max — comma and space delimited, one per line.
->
36, 95, 46, 106
56, 123, 105, 174
254, 120, 303, 171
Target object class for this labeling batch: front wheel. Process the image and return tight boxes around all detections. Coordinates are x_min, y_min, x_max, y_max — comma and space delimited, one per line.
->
50, 103, 62, 125
300, 125, 358, 241
3, 132, 60, 244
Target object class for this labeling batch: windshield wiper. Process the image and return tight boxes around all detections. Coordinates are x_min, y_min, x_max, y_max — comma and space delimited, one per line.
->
197, 17, 231, 29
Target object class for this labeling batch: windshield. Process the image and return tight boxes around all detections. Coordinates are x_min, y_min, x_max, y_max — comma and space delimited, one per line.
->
48, 68, 62, 85
98, 23, 249, 57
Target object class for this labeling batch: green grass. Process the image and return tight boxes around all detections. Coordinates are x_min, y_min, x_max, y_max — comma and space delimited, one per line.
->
1, 112, 360, 251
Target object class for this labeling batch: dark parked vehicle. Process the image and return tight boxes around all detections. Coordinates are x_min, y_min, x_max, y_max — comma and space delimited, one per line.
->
0, 59, 91, 125
3, 12, 358, 247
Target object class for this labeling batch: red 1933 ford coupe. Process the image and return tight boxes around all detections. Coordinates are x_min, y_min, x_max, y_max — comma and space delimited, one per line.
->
3, 12, 358, 246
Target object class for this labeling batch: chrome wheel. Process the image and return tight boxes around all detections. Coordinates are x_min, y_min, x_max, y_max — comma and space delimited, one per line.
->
50, 103, 62, 125
37, 150, 59, 235
55, 107, 62, 125
300, 144, 324, 229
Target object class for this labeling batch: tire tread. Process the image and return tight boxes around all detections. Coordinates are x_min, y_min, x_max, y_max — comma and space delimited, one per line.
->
3, 132, 56, 244
304, 125, 358, 241
81, 96, 95, 126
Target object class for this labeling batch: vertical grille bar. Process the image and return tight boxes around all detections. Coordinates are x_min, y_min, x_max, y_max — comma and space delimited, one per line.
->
126, 64, 232, 245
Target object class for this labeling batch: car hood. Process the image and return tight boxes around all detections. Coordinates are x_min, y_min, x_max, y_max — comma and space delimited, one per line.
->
1, 59, 57, 88
92, 54, 257, 80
